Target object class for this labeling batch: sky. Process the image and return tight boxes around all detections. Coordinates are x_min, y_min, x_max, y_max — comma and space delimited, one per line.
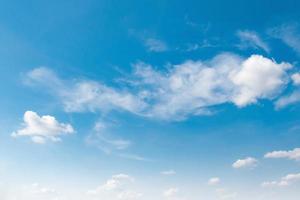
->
1, 0, 300, 199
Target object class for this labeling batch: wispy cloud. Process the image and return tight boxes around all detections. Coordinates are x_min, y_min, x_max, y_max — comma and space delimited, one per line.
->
268, 23, 300, 55
275, 72, 300, 109
26, 67, 147, 114
86, 120, 131, 154
262, 173, 300, 187
118, 153, 152, 162
184, 39, 217, 52
236, 30, 270, 53
144, 38, 168, 52
161, 170, 176, 176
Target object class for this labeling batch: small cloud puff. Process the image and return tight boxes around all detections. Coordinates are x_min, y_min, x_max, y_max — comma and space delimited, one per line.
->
232, 157, 258, 169
208, 177, 221, 186
161, 170, 176, 176
12, 111, 74, 144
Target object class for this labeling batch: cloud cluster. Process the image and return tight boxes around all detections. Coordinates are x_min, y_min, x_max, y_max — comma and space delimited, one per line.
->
26, 53, 292, 121
12, 111, 74, 144
232, 157, 258, 169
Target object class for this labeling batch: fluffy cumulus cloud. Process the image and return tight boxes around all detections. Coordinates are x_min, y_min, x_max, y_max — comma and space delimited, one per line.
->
236, 30, 270, 53
262, 173, 300, 187
229, 55, 290, 106
87, 174, 142, 200
264, 148, 300, 161
26, 53, 292, 121
232, 157, 258, 169
11, 111, 74, 144
208, 177, 221, 186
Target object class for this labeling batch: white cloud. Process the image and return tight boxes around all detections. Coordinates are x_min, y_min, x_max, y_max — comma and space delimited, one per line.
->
161, 170, 176, 176
26, 54, 292, 121
12, 111, 74, 144
261, 173, 300, 187
229, 55, 291, 107
291, 73, 300, 85
163, 187, 179, 198
87, 174, 142, 200
275, 91, 300, 109
237, 30, 270, 53
264, 148, 300, 161
232, 157, 258, 169
134, 54, 291, 119
269, 24, 300, 55
26, 67, 147, 114
208, 177, 221, 186
275, 72, 300, 109
145, 38, 168, 52
118, 153, 152, 162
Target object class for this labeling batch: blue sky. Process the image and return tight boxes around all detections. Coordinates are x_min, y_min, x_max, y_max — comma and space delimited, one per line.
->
1, 0, 300, 199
